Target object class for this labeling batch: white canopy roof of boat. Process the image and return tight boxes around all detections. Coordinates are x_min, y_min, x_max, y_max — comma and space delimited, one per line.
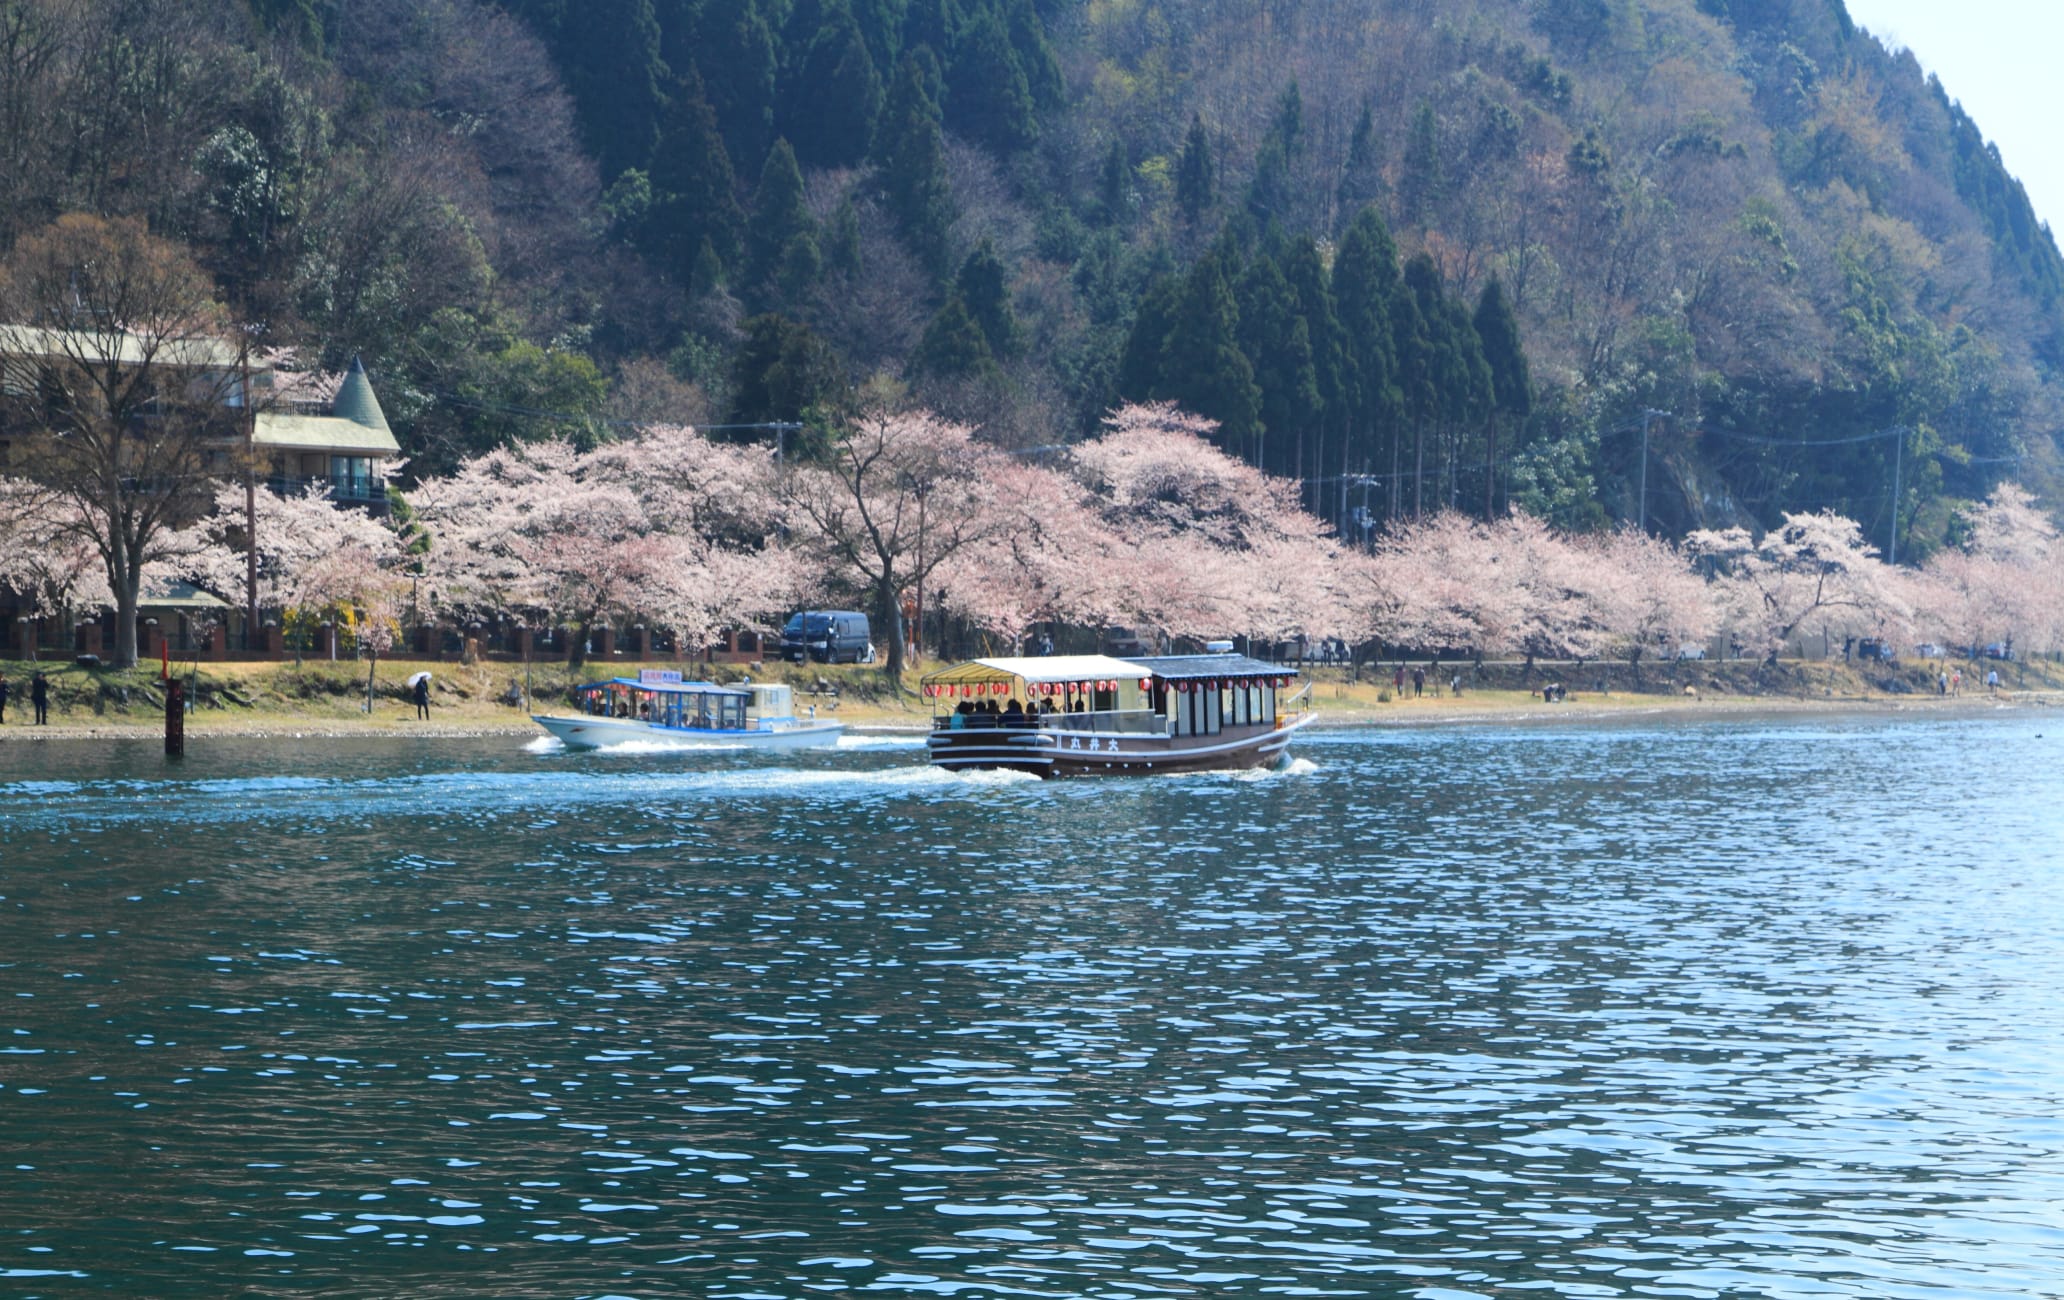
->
923, 654, 1147, 686
580, 677, 750, 697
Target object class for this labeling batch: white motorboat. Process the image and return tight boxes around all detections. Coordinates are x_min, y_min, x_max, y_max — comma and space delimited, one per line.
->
531, 671, 842, 751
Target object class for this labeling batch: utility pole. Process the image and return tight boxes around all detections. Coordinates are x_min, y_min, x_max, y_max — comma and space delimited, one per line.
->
1888, 425, 1905, 565
1638, 408, 1668, 535
240, 332, 259, 650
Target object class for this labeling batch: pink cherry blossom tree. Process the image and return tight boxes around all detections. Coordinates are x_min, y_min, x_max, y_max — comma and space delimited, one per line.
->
780, 408, 1010, 680
409, 430, 808, 667
1582, 527, 1717, 671
1686, 511, 1903, 663
1911, 485, 2062, 656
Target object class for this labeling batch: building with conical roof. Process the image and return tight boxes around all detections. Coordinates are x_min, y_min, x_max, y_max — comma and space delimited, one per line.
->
251, 354, 401, 513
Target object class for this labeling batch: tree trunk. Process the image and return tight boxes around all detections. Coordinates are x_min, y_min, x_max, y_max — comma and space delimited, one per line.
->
1414, 420, 1425, 518
566, 620, 591, 671
877, 573, 906, 686
113, 583, 140, 670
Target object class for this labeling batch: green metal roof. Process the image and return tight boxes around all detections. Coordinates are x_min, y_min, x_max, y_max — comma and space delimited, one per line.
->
330, 356, 392, 437
253, 412, 401, 455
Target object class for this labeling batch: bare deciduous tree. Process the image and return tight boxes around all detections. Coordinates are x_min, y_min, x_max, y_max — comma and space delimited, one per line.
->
0, 213, 240, 668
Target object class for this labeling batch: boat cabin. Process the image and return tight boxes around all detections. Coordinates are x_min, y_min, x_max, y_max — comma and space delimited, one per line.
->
922, 653, 1298, 736
573, 677, 751, 730
920, 651, 1309, 776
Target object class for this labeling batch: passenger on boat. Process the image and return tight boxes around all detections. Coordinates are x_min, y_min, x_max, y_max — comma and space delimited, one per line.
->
950, 701, 972, 729
1002, 698, 1025, 726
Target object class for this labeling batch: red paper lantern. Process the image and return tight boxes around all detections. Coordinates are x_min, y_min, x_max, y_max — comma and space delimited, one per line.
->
1139, 678, 1151, 691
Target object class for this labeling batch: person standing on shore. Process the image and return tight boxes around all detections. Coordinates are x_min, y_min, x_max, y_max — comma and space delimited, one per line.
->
1987, 667, 2000, 695
30, 671, 48, 725
0, 671, 9, 724
1412, 667, 1424, 698
1952, 668, 1962, 696
413, 675, 431, 720
1938, 669, 1948, 696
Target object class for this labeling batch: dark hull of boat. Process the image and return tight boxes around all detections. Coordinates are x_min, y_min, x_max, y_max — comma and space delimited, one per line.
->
927, 713, 1312, 777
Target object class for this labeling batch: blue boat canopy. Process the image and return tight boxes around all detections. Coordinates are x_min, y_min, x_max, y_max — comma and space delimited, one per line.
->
1128, 655, 1293, 681
576, 677, 751, 698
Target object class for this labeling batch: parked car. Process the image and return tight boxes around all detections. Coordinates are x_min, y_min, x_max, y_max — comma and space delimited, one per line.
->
1673, 644, 1706, 660
1982, 642, 2015, 661
1101, 626, 1155, 657
1856, 638, 1895, 663
1913, 643, 1946, 659
781, 610, 874, 664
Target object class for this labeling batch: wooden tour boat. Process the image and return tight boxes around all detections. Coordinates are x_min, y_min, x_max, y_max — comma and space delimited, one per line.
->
921, 652, 1312, 777
532, 670, 843, 750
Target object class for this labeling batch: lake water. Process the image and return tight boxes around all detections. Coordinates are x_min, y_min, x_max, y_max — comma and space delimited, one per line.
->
2, 714, 2061, 1299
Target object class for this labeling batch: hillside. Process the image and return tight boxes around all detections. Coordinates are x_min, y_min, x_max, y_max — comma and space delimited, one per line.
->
1, 0, 2058, 554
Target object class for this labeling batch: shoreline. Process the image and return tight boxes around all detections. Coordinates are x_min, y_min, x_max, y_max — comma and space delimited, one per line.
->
1, 687, 2052, 744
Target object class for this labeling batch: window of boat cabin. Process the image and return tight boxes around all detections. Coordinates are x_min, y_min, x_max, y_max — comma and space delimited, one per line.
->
1094, 685, 1115, 711
1231, 682, 1249, 726
1204, 684, 1221, 733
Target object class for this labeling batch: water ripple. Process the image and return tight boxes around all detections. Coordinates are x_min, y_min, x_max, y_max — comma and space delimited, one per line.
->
0, 716, 2059, 1297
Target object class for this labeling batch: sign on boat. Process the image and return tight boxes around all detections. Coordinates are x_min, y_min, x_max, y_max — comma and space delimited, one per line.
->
920, 651, 1313, 777
531, 669, 843, 750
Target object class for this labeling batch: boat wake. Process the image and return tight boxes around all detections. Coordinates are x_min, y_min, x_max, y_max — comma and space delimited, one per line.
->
836, 732, 928, 750
1, 752, 1046, 831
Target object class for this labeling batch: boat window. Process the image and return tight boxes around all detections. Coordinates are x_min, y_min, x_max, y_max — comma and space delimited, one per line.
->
1204, 686, 1221, 734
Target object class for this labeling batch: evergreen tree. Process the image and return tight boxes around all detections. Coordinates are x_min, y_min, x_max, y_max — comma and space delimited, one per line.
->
647, 70, 745, 283
1473, 277, 1530, 518
875, 54, 956, 278
1175, 114, 1215, 224
850, 0, 906, 75
901, 0, 961, 66
748, 139, 816, 293
1004, 0, 1063, 109
1398, 100, 1444, 227
695, 0, 780, 175
1157, 253, 1259, 452
1399, 253, 1456, 516
914, 290, 996, 377
1283, 235, 1350, 513
1237, 251, 1319, 472
1331, 206, 1402, 491
1336, 102, 1383, 226
730, 313, 843, 429
783, 0, 883, 168
1270, 81, 1303, 158
1097, 139, 1130, 225
945, 8, 1037, 154
1115, 272, 1180, 402
1247, 142, 1290, 225
556, 0, 668, 180
955, 238, 1019, 357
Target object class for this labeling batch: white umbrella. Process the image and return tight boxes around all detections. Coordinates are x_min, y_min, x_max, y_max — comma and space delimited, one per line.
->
406, 671, 432, 688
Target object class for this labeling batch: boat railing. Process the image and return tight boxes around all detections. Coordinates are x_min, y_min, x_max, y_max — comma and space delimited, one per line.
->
1043, 707, 1165, 735
1280, 682, 1315, 718
932, 707, 1164, 735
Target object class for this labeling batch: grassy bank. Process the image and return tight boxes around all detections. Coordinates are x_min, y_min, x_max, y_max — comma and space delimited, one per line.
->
1, 651, 2058, 741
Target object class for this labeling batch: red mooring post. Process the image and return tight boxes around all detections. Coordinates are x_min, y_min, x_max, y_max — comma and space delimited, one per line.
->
165, 679, 185, 757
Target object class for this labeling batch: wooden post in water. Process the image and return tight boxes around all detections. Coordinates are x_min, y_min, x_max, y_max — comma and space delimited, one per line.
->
165, 679, 185, 757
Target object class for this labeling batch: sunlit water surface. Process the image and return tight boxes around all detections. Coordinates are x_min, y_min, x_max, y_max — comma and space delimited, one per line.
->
2, 713, 2061, 1298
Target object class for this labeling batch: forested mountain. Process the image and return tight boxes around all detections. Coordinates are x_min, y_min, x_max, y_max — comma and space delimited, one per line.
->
3, 0, 2060, 558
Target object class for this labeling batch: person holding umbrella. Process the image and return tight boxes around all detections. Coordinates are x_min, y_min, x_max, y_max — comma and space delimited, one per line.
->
409, 671, 432, 720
